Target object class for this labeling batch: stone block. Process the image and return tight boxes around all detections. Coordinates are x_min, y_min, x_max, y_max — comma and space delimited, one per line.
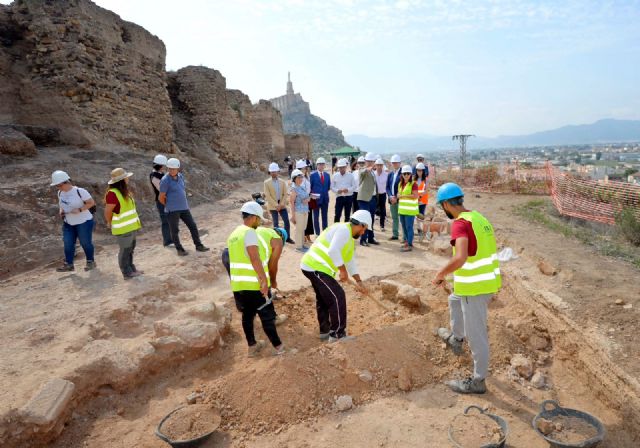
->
21, 378, 75, 426
431, 236, 453, 257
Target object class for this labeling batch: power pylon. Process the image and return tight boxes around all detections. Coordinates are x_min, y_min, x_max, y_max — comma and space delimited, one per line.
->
452, 134, 475, 168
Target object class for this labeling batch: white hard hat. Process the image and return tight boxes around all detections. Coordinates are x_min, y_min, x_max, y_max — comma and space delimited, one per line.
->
364, 152, 376, 162
357, 156, 365, 163
50, 170, 70, 186
416, 153, 425, 159
416, 162, 426, 170
316, 157, 326, 165
240, 201, 265, 217
351, 209, 372, 228
401, 164, 413, 174
268, 162, 280, 172
296, 159, 307, 169
337, 158, 348, 168
375, 158, 384, 165
166, 158, 180, 169
153, 154, 168, 165
390, 154, 401, 163
291, 168, 303, 179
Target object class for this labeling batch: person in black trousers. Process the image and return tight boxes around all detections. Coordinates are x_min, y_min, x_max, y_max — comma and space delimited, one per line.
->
149, 155, 172, 246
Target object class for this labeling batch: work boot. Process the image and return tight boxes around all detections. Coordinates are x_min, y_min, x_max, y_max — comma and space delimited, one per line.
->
195, 245, 210, 252
177, 248, 188, 256
84, 261, 97, 271
275, 314, 288, 326
328, 335, 356, 343
445, 377, 487, 394
56, 263, 74, 272
248, 340, 266, 358
438, 328, 464, 356
286, 238, 295, 245
123, 271, 142, 280
369, 239, 380, 245
389, 236, 399, 240
318, 332, 330, 340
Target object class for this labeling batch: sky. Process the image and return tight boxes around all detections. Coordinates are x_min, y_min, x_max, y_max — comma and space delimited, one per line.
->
4, 0, 640, 138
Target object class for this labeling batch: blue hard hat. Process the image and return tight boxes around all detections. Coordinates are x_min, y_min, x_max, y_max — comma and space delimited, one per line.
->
436, 182, 464, 204
274, 227, 288, 242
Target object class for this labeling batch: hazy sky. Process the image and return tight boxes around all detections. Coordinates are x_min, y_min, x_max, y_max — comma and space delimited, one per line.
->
6, 0, 640, 137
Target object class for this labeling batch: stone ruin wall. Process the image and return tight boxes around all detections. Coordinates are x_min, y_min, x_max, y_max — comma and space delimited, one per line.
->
0, 0, 173, 152
285, 133, 312, 160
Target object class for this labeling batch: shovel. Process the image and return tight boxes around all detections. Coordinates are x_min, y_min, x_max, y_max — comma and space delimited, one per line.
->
347, 279, 393, 312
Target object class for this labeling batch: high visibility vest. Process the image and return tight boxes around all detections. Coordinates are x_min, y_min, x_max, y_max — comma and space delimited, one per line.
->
109, 188, 141, 235
453, 211, 501, 296
416, 179, 429, 205
301, 222, 354, 278
256, 227, 279, 261
227, 225, 270, 292
398, 181, 419, 216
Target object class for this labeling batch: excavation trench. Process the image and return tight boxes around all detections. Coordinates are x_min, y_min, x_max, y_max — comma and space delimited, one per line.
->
46, 269, 640, 447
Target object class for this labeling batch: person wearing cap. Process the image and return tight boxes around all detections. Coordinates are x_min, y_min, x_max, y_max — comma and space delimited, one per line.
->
351, 155, 365, 212
264, 162, 294, 244
51, 170, 97, 272
289, 168, 310, 253
374, 158, 389, 232
385, 154, 403, 241
356, 153, 380, 247
432, 183, 501, 394
309, 157, 331, 235
414, 162, 430, 240
398, 165, 419, 251
331, 158, 354, 224
149, 154, 172, 247
159, 158, 209, 256
300, 209, 370, 342
227, 201, 285, 357
104, 168, 142, 279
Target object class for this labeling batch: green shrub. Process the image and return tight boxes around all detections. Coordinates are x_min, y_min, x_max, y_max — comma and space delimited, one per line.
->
616, 208, 640, 246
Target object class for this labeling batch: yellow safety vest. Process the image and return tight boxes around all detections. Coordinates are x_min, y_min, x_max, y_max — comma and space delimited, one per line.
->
453, 211, 501, 296
227, 225, 270, 292
398, 181, 419, 216
109, 188, 141, 235
301, 223, 354, 278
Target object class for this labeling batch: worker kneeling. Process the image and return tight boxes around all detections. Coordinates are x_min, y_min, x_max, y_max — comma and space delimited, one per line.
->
300, 209, 370, 342
227, 201, 285, 357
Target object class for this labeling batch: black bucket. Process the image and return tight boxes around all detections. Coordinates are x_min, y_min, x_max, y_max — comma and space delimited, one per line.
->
448, 405, 509, 448
532, 400, 606, 448
155, 405, 221, 448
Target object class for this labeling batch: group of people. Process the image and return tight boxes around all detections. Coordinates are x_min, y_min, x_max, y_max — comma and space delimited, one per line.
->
51, 155, 209, 279
227, 179, 501, 395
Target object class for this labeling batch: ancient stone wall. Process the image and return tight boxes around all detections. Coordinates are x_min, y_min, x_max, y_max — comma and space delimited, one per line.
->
252, 100, 286, 163
285, 134, 312, 160
0, 0, 173, 151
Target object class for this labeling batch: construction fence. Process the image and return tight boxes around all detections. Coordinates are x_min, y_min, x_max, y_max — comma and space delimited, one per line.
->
429, 161, 640, 225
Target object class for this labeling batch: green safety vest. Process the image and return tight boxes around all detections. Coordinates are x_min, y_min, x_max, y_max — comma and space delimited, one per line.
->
452, 211, 501, 296
256, 227, 279, 262
301, 222, 354, 278
109, 188, 141, 235
227, 225, 270, 292
398, 181, 419, 216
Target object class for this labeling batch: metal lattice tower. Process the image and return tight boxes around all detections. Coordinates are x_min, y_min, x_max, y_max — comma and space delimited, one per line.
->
452, 134, 475, 168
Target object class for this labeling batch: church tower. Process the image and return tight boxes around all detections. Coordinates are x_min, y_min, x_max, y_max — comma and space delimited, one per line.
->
286, 71, 294, 96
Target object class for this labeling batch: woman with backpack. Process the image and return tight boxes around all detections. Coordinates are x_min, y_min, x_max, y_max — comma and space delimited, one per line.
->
104, 168, 142, 280
51, 170, 97, 272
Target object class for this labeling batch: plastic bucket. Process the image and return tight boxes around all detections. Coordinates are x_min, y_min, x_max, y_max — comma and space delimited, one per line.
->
155, 405, 221, 448
532, 400, 605, 448
448, 405, 509, 448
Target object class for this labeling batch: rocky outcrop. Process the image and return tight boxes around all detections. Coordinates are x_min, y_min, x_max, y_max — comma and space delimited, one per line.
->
0, 0, 173, 151
0, 126, 37, 156
168, 66, 285, 168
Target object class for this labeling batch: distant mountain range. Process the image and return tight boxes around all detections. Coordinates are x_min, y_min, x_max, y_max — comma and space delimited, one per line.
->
346, 119, 640, 153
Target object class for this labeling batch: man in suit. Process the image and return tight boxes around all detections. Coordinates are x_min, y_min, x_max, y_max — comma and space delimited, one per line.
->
264, 162, 294, 244
310, 157, 331, 235
386, 154, 402, 241
357, 152, 380, 246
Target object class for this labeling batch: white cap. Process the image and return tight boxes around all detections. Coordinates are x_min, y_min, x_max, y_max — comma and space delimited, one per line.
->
240, 201, 265, 217
295, 159, 307, 169
316, 157, 326, 165
364, 152, 376, 162
401, 164, 413, 174
153, 154, 168, 165
357, 156, 365, 163
416, 162, 426, 170
268, 162, 280, 173
50, 170, 70, 186
390, 154, 401, 163
351, 209, 372, 228
337, 158, 348, 168
291, 169, 303, 179
375, 158, 384, 165
416, 153, 425, 159
166, 158, 180, 169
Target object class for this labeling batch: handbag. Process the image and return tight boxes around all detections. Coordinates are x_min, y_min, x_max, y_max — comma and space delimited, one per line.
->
309, 198, 318, 210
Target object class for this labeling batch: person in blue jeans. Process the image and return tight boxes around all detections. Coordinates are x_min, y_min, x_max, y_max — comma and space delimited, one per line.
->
149, 154, 172, 247
51, 170, 96, 272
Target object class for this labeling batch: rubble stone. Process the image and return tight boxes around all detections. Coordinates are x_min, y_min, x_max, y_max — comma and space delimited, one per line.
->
510, 354, 533, 379
335, 395, 353, 412
21, 378, 75, 426
531, 371, 547, 389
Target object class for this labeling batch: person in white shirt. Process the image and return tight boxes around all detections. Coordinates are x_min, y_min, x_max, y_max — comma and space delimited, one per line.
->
374, 158, 389, 232
351, 156, 365, 212
331, 158, 354, 223
386, 154, 403, 240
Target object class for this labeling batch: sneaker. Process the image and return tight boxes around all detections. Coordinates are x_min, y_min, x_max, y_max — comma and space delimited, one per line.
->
369, 239, 380, 245
56, 263, 74, 272
248, 340, 266, 358
177, 248, 188, 256
328, 335, 356, 343
445, 377, 487, 394
359, 241, 369, 247
437, 328, 464, 356
274, 344, 286, 356
123, 271, 142, 280
319, 332, 330, 340
295, 247, 309, 253
163, 243, 174, 248
400, 245, 413, 252
275, 314, 288, 326
196, 245, 210, 252
286, 238, 295, 245
389, 236, 399, 241
84, 261, 97, 271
